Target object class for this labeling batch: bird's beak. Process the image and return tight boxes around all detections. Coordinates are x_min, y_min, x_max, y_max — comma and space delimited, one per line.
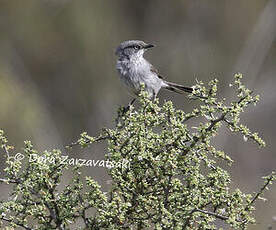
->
143, 44, 155, 49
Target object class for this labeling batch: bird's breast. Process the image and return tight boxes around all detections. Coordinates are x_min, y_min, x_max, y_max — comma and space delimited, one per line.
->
116, 58, 162, 97
116, 60, 141, 92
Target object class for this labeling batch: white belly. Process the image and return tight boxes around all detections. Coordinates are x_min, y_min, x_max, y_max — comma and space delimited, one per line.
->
116, 59, 163, 98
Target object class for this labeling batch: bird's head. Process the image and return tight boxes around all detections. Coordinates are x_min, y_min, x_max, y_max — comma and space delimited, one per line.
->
115, 40, 154, 59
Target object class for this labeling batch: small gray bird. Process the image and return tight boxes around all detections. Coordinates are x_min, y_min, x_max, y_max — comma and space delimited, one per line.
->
115, 40, 193, 105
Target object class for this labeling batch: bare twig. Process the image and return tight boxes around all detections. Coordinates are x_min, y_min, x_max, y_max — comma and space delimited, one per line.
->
0, 216, 34, 230
194, 208, 228, 221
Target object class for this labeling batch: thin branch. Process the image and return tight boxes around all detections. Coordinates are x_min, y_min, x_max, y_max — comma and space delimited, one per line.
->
67, 134, 110, 148
2, 145, 10, 158
0, 216, 34, 230
194, 208, 228, 221
183, 112, 227, 156
245, 173, 275, 212
0, 178, 18, 184
79, 194, 90, 228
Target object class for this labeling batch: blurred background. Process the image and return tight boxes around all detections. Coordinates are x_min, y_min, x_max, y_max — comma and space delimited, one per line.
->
0, 0, 275, 228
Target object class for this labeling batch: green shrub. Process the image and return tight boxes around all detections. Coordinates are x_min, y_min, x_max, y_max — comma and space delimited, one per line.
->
0, 74, 274, 229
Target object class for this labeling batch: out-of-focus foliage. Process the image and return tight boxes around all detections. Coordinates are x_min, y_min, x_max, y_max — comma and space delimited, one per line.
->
0, 75, 274, 229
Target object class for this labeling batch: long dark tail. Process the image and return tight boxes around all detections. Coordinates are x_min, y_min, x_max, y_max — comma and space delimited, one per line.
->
164, 81, 193, 94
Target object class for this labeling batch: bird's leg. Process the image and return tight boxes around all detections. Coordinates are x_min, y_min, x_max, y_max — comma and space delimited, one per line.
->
152, 92, 157, 101
123, 98, 136, 113
116, 98, 136, 126
129, 98, 136, 107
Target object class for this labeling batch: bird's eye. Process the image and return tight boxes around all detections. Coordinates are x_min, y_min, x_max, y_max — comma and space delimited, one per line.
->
134, 45, 140, 50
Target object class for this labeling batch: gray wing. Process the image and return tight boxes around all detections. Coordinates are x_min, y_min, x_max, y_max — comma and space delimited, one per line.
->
150, 65, 194, 95
150, 65, 164, 80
